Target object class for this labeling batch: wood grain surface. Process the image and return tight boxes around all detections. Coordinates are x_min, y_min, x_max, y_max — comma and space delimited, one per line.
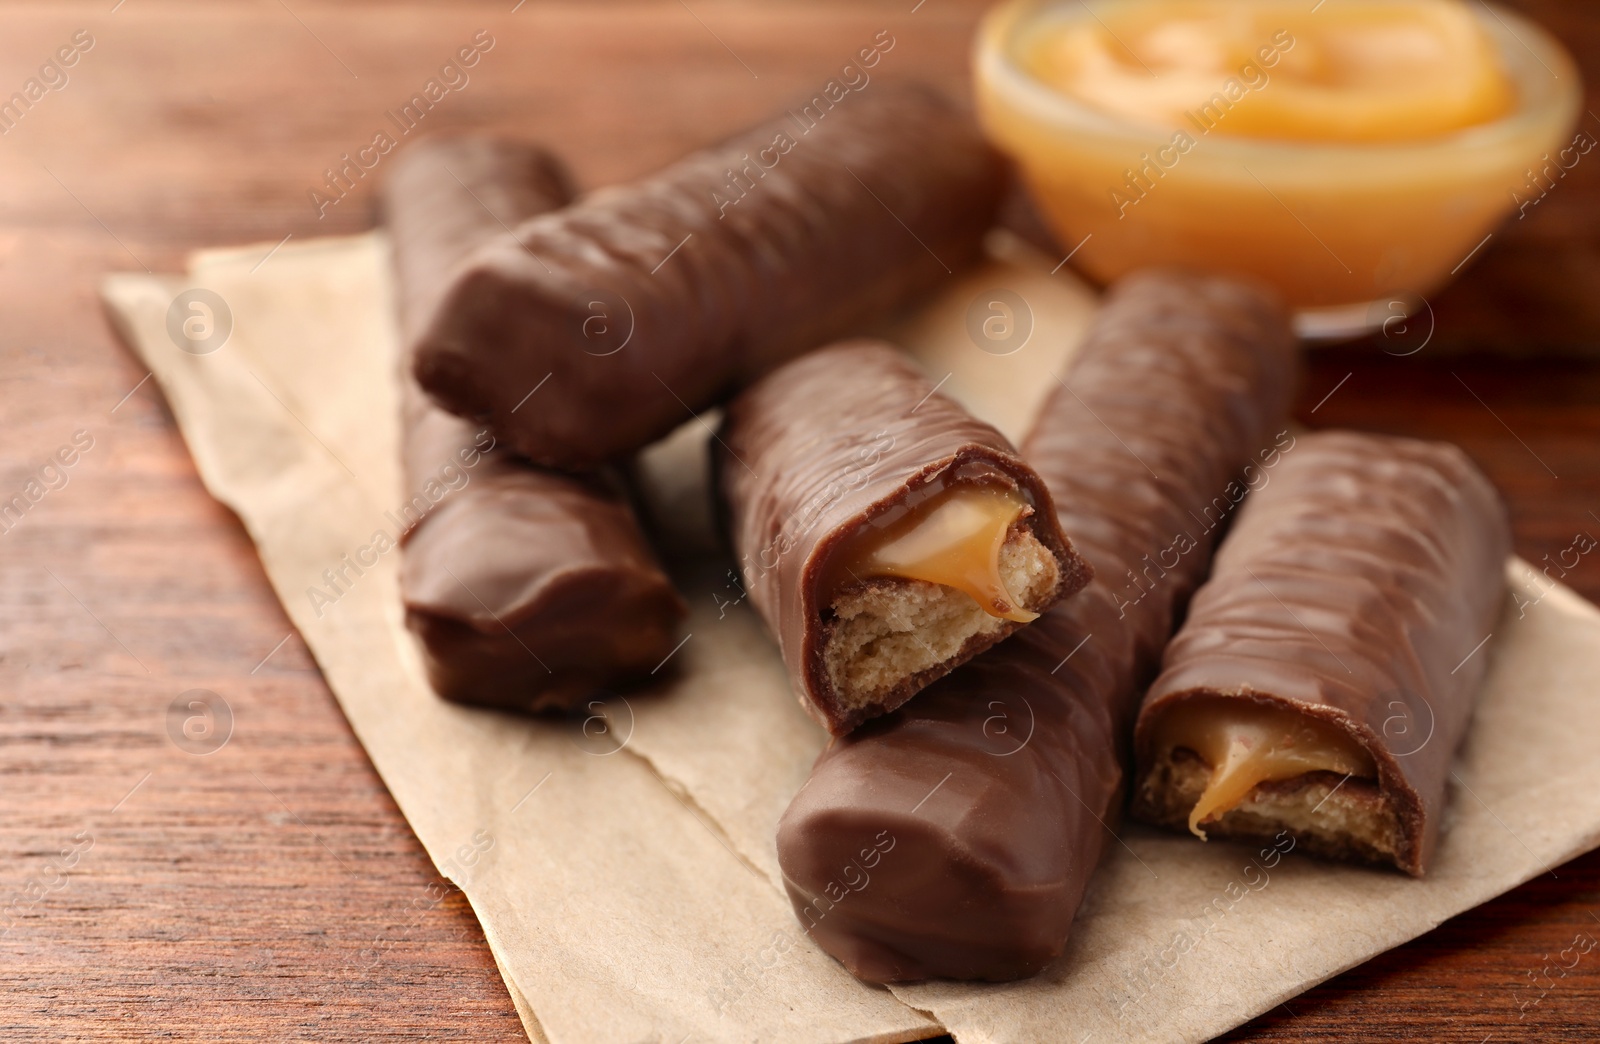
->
0, 2, 1596, 1041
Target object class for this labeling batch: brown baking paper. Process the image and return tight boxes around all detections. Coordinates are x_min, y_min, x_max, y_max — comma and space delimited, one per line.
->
101, 232, 1600, 1044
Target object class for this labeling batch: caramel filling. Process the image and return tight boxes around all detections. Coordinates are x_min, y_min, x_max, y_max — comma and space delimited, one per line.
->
838, 487, 1038, 623
1154, 699, 1376, 839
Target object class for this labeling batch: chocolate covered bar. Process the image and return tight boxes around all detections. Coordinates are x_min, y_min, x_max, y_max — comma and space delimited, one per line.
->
385, 134, 576, 348
1131, 431, 1510, 875
716, 340, 1091, 735
413, 85, 1007, 469
385, 137, 685, 711
776, 270, 1298, 981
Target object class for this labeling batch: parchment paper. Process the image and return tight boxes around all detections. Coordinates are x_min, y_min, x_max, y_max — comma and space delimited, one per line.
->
101, 232, 1600, 1044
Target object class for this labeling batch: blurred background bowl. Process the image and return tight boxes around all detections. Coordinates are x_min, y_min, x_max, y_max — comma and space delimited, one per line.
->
975, 0, 1583, 321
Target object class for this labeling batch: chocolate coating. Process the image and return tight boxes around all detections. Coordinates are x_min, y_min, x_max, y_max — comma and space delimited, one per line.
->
716, 340, 1090, 735
777, 270, 1299, 982
1131, 431, 1511, 875
413, 85, 1007, 469
385, 137, 685, 712
398, 448, 688, 711
385, 134, 577, 351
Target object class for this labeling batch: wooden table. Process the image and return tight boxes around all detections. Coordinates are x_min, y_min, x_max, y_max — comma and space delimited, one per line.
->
2, 2, 1596, 1040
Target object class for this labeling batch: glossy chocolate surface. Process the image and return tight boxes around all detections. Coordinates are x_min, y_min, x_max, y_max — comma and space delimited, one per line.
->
1133, 430, 1511, 874
716, 340, 1089, 734
413, 85, 1007, 469
384, 134, 576, 351
385, 137, 684, 712
776, 270, 1299, 982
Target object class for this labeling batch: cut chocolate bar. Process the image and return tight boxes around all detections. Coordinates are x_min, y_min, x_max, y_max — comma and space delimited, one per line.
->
716, 340, 1091, 735
385, 137, 685, 712
413, 85, 1007, 469
1131, 430, 1511, 875
776, 269, 1298, 981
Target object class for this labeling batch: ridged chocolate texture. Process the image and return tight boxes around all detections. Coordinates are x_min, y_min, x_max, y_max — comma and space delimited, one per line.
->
413, 85, 1007, 469
1131, 431, 1511, 875
776, 270, 1298, 982
716, 340, 1090, 735
385, 137, 685, 713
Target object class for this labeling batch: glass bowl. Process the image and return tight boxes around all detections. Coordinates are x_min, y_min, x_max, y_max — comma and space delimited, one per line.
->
974, 0, 1583, 325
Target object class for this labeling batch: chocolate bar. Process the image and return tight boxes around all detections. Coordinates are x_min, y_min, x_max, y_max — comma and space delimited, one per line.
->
1131, 431, 1510, 875
716, 340, 1091, 735
385, 134, 575, 348
776, 270, 1298, 981
385, 137, 685, 711
413, 85, 1007, 469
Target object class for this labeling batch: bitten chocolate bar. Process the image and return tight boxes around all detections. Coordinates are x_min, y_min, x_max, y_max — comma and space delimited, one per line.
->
776, 270, 1298, 982
413, 85, 1006, 469
1131, 431, 1510, 875
385, 137, 684, 712
716, 340, 1091, 735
